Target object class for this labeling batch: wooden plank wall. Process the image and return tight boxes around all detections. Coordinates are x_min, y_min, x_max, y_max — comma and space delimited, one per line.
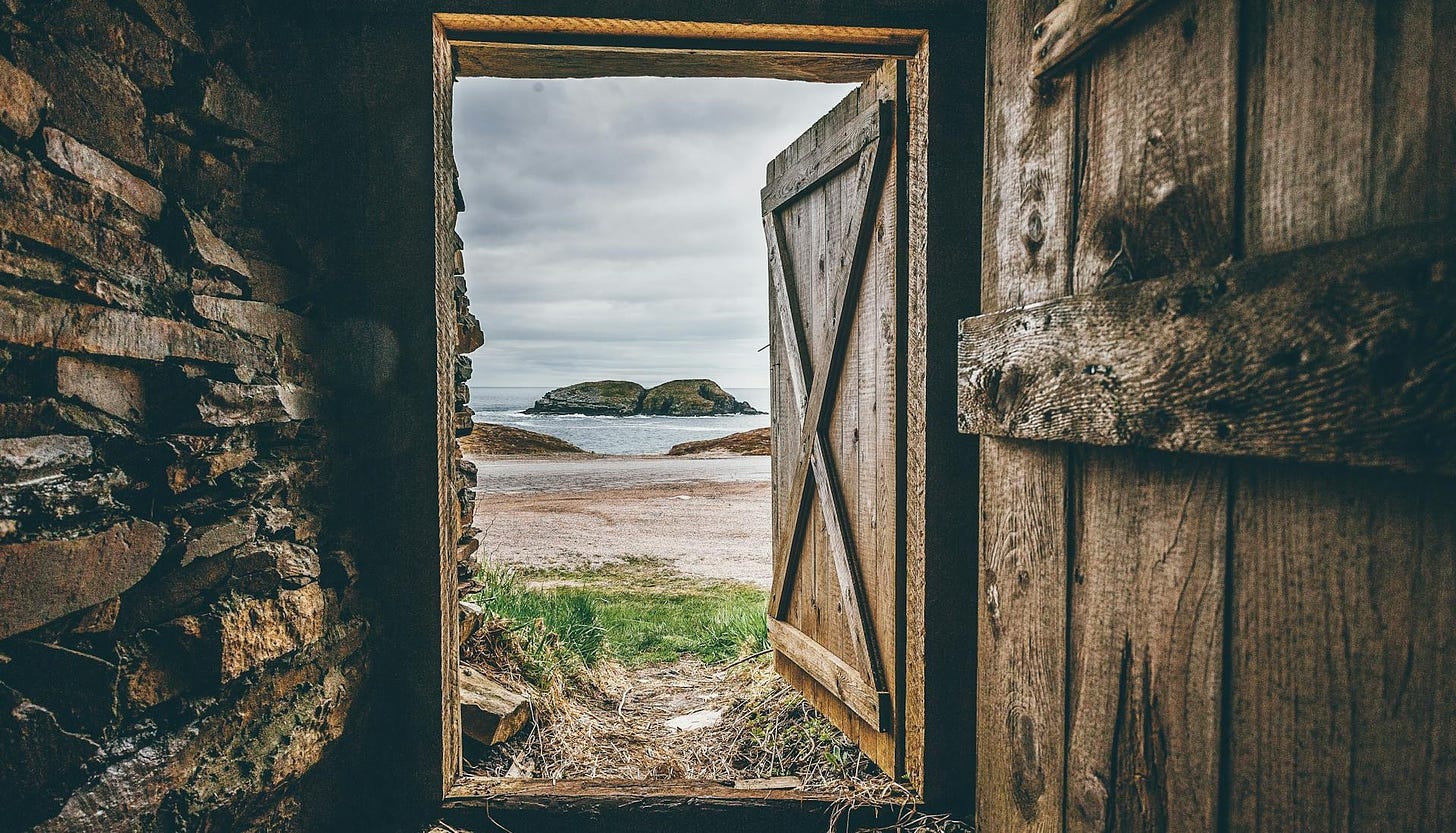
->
977, 0, 1075, 828
1231, 2, 1456, 830
1062, 3, 1235, 832
978, 1, 1456, 830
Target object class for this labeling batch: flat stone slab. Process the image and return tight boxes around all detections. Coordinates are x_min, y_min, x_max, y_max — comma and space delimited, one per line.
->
665, 709, 723, 732
459, 663, 530, 747
0, 520, 164, 640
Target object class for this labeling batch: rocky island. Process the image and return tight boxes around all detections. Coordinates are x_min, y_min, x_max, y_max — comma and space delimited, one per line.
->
524, 380, 646, 416
526, 379, 762, 416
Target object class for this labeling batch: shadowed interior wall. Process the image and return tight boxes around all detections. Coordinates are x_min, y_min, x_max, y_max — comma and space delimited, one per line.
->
0, 1, 485, 828
0, 1, 967, 830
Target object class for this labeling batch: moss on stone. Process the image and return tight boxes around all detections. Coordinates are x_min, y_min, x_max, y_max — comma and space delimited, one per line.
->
641, 379, 760, 416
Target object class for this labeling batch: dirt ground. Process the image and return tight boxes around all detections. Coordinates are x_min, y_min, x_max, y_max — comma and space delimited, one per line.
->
459, 452, 905, 794
469, 455, 773, 588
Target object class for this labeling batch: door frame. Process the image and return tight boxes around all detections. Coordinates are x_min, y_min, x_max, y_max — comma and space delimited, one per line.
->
407, 7, 985, 825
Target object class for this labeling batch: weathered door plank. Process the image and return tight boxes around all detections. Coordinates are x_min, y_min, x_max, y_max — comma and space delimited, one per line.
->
1231, 2, 1456, 830
977, 1, 1076, 830
766, 201, 891, 730
766, 117, 892, 717
764, 65, 902, 773
1060, 4, 1236, 833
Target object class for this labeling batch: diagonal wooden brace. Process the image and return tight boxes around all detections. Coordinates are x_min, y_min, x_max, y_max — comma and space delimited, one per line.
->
763, 102, 894, 718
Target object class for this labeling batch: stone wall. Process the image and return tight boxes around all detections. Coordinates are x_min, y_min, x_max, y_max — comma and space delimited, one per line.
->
0, 1, 478, 829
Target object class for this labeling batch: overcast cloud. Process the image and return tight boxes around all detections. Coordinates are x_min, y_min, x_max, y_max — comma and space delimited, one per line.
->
453, 76, 856, 390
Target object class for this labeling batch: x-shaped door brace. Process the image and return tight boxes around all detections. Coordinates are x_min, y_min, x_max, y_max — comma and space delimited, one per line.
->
763, 100, 893, 731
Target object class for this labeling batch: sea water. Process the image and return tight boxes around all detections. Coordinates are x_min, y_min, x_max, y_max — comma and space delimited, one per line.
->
468, 386, 773, 456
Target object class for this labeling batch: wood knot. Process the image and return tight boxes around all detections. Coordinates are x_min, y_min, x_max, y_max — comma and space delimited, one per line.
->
1023, 209, 1046, 253
1182, 15, 1198, 41
1096, 218, 1136, 287
1074, 772, 1109, 826
1009, 709, 1046, 821
1031, 75, 1062, 105
993, 363, 1024, 418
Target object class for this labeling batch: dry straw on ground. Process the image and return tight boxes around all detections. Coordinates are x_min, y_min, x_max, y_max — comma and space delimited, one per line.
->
459, 604, 971, 831
462, 617, 895, 790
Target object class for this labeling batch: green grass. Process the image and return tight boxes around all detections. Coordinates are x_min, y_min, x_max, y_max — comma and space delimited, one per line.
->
469, 559, 769, 672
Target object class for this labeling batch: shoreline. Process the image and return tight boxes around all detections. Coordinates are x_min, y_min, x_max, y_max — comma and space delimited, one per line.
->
464, 421, 769, 460
466, 451, 772, 588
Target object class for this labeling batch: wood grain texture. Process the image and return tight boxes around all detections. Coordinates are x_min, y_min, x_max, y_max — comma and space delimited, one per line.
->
454, 43, 884, 82
958, 223, 1456, 474
1059, 4, 1236, 833
978, 1, 1076, 830
1229, 464, 1456, 832
1230, 2, 1456, 831
445, 15, 923, 82
761, 104, 881, 212
437, 15, 925, 51
1030, 0, 1165, 78
1064, 448, 1227, 833
433, 18, 463, 797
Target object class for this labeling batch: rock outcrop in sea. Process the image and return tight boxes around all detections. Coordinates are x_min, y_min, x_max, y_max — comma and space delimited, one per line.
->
524, 379, 762, 416
640, 379, 761, 416
525, 380, 646, 415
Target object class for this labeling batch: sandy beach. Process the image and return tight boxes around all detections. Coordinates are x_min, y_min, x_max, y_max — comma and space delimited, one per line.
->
467, 453, 773, 588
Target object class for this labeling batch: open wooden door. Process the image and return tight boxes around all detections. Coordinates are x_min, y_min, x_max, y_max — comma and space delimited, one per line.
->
762, 62, 904, 776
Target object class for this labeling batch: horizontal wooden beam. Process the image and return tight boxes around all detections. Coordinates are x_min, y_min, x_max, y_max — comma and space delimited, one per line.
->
444, 14, 923, 81
453, 43, 884, 83
442, 777, 910, 833
768, 618, 890, 732
957, 222, 1456, 475
439, 15, 925, 54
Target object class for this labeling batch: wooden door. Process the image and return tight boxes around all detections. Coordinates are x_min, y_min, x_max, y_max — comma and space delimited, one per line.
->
966, 1, 1456, 831
762, 62, 903, 776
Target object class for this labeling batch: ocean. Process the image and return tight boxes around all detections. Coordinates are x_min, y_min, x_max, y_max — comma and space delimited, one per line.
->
468, 386, 773, 456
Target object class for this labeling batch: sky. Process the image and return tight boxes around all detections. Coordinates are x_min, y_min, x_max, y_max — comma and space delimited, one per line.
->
452, 76, 856, 391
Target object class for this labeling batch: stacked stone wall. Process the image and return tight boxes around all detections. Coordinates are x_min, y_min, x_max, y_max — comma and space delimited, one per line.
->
0, 2, 394, 829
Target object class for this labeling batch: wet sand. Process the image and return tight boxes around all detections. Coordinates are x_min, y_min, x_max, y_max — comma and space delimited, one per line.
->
468, 454, 773, 588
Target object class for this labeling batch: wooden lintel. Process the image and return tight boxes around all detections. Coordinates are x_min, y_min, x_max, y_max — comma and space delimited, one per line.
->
1031, 0, 1165, 78
444, 15, 921, 82
438, 15, 925, 54
449, 33, 918, 58
453, 42, 886, 83
956, 222, 1456, 474
768, 618, 890, 732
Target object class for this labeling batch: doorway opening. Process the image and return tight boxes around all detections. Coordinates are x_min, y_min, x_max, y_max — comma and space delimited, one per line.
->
426, 14, 961, 826
450, 73, 902, 792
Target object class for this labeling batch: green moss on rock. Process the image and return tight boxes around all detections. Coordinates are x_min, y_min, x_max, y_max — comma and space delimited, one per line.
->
641, 379, 761, 416
523, 379, 760, 416
525, 380, 645, 416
